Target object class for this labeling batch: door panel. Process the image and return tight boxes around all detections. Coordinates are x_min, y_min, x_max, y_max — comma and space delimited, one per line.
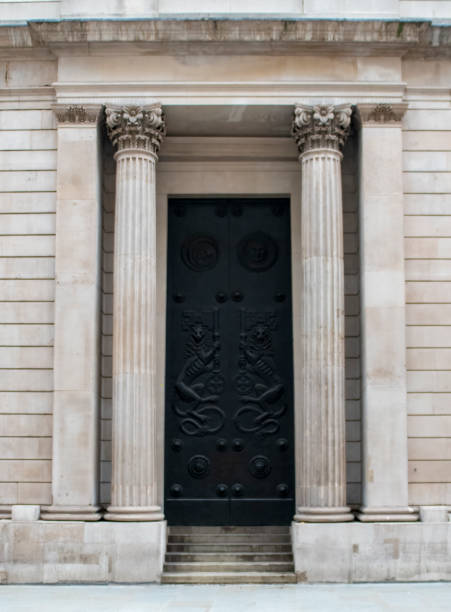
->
165, 198, 294, 525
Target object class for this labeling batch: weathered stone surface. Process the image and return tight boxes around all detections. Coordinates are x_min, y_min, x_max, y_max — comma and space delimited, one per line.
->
0, 20, 450, 58
292, 521, 451, 582
0, 520, 166, 583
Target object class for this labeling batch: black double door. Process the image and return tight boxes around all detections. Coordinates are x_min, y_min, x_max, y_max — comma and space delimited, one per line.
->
165, 198, 294, 525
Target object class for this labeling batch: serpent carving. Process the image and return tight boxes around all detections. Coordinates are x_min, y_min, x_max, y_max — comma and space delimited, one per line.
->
172, 310, 225, 436
233, 311, 286, 436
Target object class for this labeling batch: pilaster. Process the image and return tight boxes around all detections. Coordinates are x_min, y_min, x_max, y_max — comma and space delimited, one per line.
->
42, 104, 103, 521
292, 104, 354, 522
357, 103, 417, 522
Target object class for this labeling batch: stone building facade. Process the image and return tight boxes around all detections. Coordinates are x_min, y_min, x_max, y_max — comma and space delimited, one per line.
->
0, 0, 450, 583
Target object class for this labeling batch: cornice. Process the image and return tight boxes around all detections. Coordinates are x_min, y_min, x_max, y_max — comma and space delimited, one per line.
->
0, 20, 450, 57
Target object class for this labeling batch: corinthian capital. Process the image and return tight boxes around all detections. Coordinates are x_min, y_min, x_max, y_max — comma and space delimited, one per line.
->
292, 104, 353, 155
105, 104, 166, 155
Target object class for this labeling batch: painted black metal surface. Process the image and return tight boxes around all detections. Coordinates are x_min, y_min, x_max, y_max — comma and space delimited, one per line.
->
165, 198, 294, 525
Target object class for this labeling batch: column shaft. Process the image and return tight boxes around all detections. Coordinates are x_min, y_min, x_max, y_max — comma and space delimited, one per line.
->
292, 104, 353, 522
299, 149, 347, 513
104, 105, 166, 521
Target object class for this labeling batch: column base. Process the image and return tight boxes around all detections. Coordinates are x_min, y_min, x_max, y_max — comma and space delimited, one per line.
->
294, 506, 354, 522
41, 505, 102, 521
357, 506, 418, 522
104, 506, 164, 522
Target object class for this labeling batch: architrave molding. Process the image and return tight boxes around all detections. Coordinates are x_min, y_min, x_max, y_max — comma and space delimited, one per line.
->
159, 136, 298, 162
54, 80, 405, 102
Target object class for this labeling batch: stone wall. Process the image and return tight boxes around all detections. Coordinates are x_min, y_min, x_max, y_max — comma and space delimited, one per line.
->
403, 68, 451, 506
0, 60, 57, 514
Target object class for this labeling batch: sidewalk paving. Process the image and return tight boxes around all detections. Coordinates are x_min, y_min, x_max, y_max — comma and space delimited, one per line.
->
1, 583, 451, 612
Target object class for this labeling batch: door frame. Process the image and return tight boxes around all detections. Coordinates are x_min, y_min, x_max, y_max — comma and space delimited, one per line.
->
163, 195, 295, 524
155, 151, 302, 517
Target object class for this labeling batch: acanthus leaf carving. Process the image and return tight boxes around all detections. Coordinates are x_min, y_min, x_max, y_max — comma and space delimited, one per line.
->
292, 103, 353, 155
53, 104, 102, 125
105, 103, 166, 155
358, 103, 408, 125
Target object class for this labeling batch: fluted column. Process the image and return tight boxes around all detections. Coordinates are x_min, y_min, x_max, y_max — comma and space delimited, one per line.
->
104, 105, 166, 521
292, 104, 354, 522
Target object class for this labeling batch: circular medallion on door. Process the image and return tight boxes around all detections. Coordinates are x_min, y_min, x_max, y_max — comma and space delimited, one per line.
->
181, 235, 219, 272
237, 231, 278, 272
248, 455, 272, 479
188, 454, 211, 479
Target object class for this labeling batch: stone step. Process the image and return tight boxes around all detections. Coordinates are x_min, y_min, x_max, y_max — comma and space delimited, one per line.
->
168, 526, 290, 535
161, 572, 297, 584
165, 552, 294, 563
164, 562, 295, 573
166, 543, 292, 553
163, 526, 295, 584
168, 534, 291, 544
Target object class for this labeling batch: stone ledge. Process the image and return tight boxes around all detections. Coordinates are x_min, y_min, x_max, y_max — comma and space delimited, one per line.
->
0, 520, 166, 584
11, 505, 40, 522
292, 521, 451, 582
